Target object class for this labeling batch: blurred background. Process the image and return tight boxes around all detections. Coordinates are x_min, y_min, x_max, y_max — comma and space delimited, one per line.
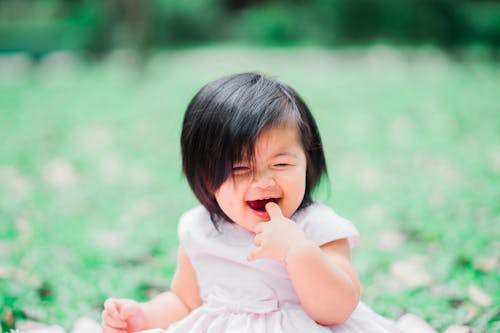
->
1, 0, 499, 332
1, 0, 500, 57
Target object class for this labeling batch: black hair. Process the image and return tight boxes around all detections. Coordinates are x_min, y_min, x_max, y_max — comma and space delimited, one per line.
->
181, 72, 328, 224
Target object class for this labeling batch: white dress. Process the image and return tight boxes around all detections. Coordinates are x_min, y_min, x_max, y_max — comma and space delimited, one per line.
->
158, 202, 403, 333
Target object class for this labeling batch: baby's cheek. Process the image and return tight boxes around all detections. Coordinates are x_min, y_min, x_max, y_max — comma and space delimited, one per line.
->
282, 201, 300, 219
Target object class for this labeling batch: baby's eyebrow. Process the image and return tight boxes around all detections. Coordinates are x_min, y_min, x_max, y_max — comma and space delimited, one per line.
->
271, 152, 298, 159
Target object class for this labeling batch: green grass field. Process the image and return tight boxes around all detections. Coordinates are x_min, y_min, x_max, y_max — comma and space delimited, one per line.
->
1, 46, 499, 332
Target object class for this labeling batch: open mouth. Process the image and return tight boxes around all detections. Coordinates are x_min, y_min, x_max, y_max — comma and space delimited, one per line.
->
247, 198, 278, 212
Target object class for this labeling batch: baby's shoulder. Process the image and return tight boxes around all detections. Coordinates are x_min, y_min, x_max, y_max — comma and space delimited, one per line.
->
294, 201, 343, 223
179, 205, 209, 223
294, 201, 360, 247
177, 205, 213, 240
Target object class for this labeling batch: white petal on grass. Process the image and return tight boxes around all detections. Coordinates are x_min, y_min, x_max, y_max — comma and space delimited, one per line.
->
473, 256, 498, 272
0, 166, 32, 203
70, 317, 101, 333
15, 217, 32, 243
377, 229, 406, 250
388, 115, 416, 148
396, 313, 437, 333
463, 304, 479, 323
428, 189, 446, 209
0, 265, 11, 279
489, 148, 500, 174
468, 284, 493, 307
98, 155, 124, 184
93, 229, 126, 252
75, 125, 114, 154
443, 325, 474, 333
415, 154, 461, 188
42, 158, 79, 188
358, 167, 381, 192
363, 204, 387, 224
15, 321, 66, 333
390, 255, 432, 289
129, 166, 154, 186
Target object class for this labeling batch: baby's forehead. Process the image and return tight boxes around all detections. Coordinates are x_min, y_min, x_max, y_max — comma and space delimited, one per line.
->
235, 123, 304, 161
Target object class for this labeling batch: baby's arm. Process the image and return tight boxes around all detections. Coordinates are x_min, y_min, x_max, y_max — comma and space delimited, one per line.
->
141, 246, 202, 328
285, 238, 361, 325
249, 203, 360, 326
102, 246, 201, 332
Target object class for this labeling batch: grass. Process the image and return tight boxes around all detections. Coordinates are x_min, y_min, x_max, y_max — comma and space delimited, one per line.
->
0, 45, 499, 332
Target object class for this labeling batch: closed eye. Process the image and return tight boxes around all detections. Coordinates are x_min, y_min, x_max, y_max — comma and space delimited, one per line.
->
273, 163, 293, 168
233, 165, 251, 174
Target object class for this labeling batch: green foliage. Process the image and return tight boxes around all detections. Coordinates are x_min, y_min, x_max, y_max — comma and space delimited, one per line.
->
152, 0, 225, 43
235, 3, 303, 44
1, 0, 500, 55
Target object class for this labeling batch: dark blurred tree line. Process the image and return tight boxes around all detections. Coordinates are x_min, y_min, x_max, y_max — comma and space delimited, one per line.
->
0, 0, 499, 58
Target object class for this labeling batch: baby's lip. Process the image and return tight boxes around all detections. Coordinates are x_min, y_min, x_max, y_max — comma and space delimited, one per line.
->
246, 198, 278, 212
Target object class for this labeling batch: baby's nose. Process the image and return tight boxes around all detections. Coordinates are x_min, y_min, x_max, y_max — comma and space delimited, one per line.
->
252, 171, 275, 189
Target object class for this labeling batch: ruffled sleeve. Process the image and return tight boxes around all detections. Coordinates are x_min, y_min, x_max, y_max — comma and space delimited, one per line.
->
177, 207, 194, 246
294, 202, 360, 247
177, 205, 214, 252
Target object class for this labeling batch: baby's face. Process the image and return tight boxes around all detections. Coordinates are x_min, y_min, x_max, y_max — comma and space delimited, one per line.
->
214, 123, 307, 232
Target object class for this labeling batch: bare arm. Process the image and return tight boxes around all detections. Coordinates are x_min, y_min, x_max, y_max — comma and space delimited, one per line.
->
140, 246, 202, 329
285, 238, 360, 325
248, 203, 360, 326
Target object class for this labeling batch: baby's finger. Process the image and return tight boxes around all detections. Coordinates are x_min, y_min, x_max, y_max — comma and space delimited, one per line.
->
101, 322, 127, 333
102, 311, 127, 329
120, 302, 140, 320
103, 299, 121, 318
253, 233, 263, 247
265, 202, 284, 219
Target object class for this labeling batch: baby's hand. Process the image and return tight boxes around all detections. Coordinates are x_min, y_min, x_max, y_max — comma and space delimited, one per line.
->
102, 298, 146, 333
248, 202, 308, 262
